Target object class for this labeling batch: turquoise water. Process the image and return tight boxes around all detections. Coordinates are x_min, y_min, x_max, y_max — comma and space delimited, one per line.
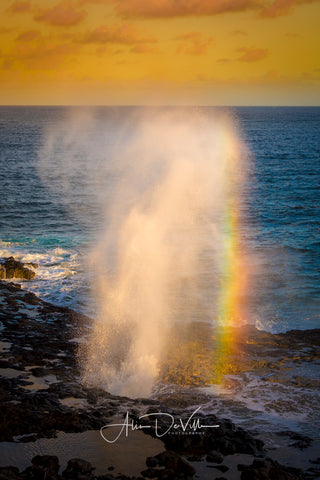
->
0, 106, 319, 332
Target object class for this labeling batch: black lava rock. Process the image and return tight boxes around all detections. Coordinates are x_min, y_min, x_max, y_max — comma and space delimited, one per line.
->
0, 257, 36, 280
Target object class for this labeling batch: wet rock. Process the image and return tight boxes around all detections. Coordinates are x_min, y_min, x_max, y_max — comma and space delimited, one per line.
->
141, 451, 196, 479
62, 458, 94, 479
26, 455, 60, 480
23, 292, 40, 305
0, 467, 20, 480
1, 281, 318, 480
0, 394, 111, 442
186, 455, 202, 462
0, 280, 117, 442
19, 434, 39, 443
289, 438, 313, 450
145, 458, 158, 468
157, 470, 175, 480
276, 431, 313, 450
141, 412, 264, 457
0, 281, 21, 292
0, 257, 36, 280
0, 265, 6, 280
238, 457, 305, 480
30, 367, 46, 377
206, 451, 223, 463
288, 433, 313, 450
25, 262, 38, 269
140, 468, 158, 478
307, 466, 320, 476
155, 451, 195, 476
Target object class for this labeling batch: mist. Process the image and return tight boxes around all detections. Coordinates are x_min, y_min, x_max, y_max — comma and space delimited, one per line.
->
37, 107, 250, 398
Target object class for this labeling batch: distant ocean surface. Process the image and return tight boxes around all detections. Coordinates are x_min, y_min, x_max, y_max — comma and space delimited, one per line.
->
0, 106, 319, 333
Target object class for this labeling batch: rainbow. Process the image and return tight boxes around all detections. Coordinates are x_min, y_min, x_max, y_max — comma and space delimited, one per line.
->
213, 126, 248, 383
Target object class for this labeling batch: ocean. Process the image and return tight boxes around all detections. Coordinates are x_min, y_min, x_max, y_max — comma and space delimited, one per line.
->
1, 106, 319, 332
1, 106, 320, 469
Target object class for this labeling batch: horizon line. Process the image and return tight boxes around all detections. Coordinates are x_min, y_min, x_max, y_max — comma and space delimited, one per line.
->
0, 104, 319, 108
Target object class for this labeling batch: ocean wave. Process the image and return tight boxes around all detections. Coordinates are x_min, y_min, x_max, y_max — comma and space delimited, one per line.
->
195, 369, 320, 438
0, 241, 85, 311
0, 249, 12, 258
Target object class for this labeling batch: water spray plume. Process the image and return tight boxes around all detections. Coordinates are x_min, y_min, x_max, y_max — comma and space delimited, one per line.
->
37, 107, 251, 397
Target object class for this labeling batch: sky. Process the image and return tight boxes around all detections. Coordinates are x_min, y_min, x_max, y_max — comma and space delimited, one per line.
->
0, 0, 319, 105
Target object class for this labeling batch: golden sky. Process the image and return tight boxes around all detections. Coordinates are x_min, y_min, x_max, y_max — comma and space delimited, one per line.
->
0, 0, 319, 105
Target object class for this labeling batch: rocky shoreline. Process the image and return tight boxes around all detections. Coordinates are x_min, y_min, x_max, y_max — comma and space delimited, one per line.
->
0, 279, 319, 480
0, 257, 37, 281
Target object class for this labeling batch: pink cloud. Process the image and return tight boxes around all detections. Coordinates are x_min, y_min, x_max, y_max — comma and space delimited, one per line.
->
260, 0, 319, 17
82, 23, 157, 45
79, 0, 320, 19
9, 40, 80, 69
112, 0, 258, 17
231, 29, 248, 35
34, 0, 87, 26
0, 27, 14, 34
217, 58, 232, 64
131, 44, 159, 53
236, 46, 268, 62
16, 30, 41, 42
285, 32, 301, 38
176, 31, 214, 55
7, 1, 31, 14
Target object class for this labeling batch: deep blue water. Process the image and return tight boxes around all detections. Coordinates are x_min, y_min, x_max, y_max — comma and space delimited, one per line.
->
0, 106, 319, 332
238, 107, 320, 331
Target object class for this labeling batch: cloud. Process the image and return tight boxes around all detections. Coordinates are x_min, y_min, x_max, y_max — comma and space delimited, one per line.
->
285, 32, 301, 38
94, 0, 260, 18
0, 27, 14, 34
248, 69, 320, 85
82, 23, 157, 45
130, 44, 159, 53
78, 0, 113, 4
2, 37, 80, 70
34, 0, 87, 26
196, 69, 319, 86
216, 46, 268, 64
80, 0, 262, 18
176, 31, 212, 41
260, 0, 320, 18
93, 45, 126, 56
7, 0, 31, 13
231, 29, 248, 35
15, 30, 41, 42
260, 0, 294, 17
176, 31, 214, 55
236, 46, 268, 62
217, 58, 232, 64
79, 0, 320, 19
0, 50, 15, 70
